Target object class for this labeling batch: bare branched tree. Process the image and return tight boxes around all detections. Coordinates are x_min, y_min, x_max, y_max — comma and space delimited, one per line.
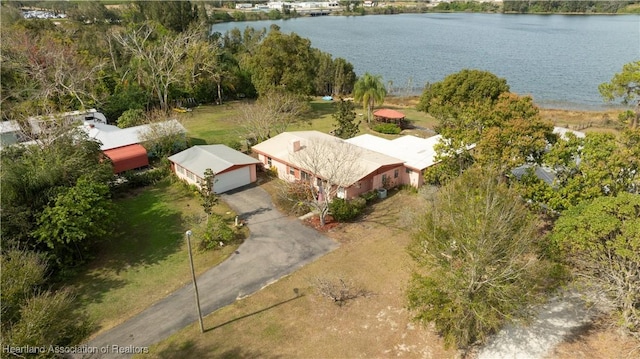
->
236, 90, 311, 144
314, 277, 372, 306
290, 138, 365, 226
1, 27, 107, 119
112, 22, 199, 110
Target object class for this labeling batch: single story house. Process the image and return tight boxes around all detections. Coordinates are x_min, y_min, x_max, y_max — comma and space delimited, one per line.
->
346, 134, 443, 188
251, 131, 439, 199
168, 145, 261, 193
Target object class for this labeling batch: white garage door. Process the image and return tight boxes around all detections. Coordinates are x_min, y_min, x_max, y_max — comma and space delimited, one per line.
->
214, 166, 251, 193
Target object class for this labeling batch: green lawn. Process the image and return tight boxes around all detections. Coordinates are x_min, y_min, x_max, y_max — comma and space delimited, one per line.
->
179, 98, 439, 147
71, 179, 243, 337
177, 104, 244, 146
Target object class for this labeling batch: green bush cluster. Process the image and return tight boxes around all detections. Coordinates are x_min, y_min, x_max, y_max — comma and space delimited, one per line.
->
199, 214, 236, 251
120, 166, 168, 189
373, 123, 401, 134
329, 197, 366, 222
360, 190, 379, 203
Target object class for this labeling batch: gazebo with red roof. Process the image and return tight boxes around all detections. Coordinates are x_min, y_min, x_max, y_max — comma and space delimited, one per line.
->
373, 109, 407, 128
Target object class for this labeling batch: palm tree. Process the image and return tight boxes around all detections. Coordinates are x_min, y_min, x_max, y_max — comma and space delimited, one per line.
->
353, 73, 387, 125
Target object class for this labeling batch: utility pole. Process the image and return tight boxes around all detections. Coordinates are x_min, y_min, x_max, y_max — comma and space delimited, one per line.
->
186, 230, 204, 333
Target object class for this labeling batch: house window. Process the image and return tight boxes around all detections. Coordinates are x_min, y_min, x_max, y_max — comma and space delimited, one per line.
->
406, 168, 411, 174
301, 171, 310, 181
382, 174, 387, 183
267, 157, 272, 166
289, 166, 295, 176
177, 165, 185, 175
394, 169, 399, 178
186, 170, 195, 181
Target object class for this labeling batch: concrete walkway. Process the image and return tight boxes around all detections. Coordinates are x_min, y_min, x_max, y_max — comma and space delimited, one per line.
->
75, 185, 338, 358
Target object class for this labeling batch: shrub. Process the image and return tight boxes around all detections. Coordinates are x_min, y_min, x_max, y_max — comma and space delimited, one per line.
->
329, 197, 366, 222
360, 190, 378, 203
373, 123, 401, 134
274, 180, 312, 216
226, 139, 243, 152
314, 277, 371, 306
121, 167, 168, 188
199, 214, 236, 251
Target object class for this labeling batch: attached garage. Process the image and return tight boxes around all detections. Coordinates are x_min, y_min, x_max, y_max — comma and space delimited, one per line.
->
168, 145, 260, 193
104, 144, 149, 174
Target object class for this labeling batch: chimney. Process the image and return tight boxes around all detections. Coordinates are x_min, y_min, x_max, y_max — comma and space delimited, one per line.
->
290, 139, 301, 153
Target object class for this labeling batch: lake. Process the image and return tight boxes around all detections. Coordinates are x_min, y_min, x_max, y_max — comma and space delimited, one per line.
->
212, 13, 639, 110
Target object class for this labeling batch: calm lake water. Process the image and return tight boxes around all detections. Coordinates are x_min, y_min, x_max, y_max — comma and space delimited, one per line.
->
212, 13, 639, 109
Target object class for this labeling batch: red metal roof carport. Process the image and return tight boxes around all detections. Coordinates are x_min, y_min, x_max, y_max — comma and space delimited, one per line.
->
104, 144, 149, 173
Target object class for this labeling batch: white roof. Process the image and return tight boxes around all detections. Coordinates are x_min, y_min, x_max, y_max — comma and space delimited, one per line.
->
346, 134, 444, 170
0, 121, 21, 134
252, 131, 404, 185
82, 119, 186, 150
27, 109, 106, 135
168, 145, 260, 178
553, 126, 585, 140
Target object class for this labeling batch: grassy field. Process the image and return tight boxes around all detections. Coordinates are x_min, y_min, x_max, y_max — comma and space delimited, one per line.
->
176, 97, 620, 149
178, 97, 440, 147
76, 96, 627, 351
71, 179, 244, 338
138, 187, 456, 359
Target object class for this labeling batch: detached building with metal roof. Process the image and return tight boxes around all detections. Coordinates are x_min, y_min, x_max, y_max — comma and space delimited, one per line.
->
168, 145, 261, 193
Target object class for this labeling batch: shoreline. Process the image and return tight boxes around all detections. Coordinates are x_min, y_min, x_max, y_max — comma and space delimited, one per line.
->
383, 95, 628, 114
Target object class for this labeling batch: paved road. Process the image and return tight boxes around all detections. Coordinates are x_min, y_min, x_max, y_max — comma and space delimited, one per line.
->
75, 185, 338, 358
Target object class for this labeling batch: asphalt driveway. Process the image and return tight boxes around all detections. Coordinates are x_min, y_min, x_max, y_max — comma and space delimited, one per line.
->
75, 184, 338, 358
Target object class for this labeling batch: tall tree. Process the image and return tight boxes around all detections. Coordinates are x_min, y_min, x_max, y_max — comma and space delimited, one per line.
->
235, 90, 311, 144
407, 168, 556, 351
474, 93, 554, 171
34, 176, 115, 268
1, 131, 113, 252
136, 1, 199, 33
332, 57, 356, 96
332, 99, 360, 139
1, 249, 90, 349
417, 69, 509, 122
1, 23, 107, 119
249, 28, 317, 96
419, 70, 552, 181
599, 60, 640, 129
353, 73, 387, 125
551, 193, 640, 338
113, 22, 199, 110
199, 168, 218, 218
540, 131, 640, 211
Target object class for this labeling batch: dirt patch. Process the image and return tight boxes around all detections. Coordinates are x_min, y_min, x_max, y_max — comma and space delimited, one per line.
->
303, 214, 340, 232
547, 315, 639, 359
540, 108, 623, 134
